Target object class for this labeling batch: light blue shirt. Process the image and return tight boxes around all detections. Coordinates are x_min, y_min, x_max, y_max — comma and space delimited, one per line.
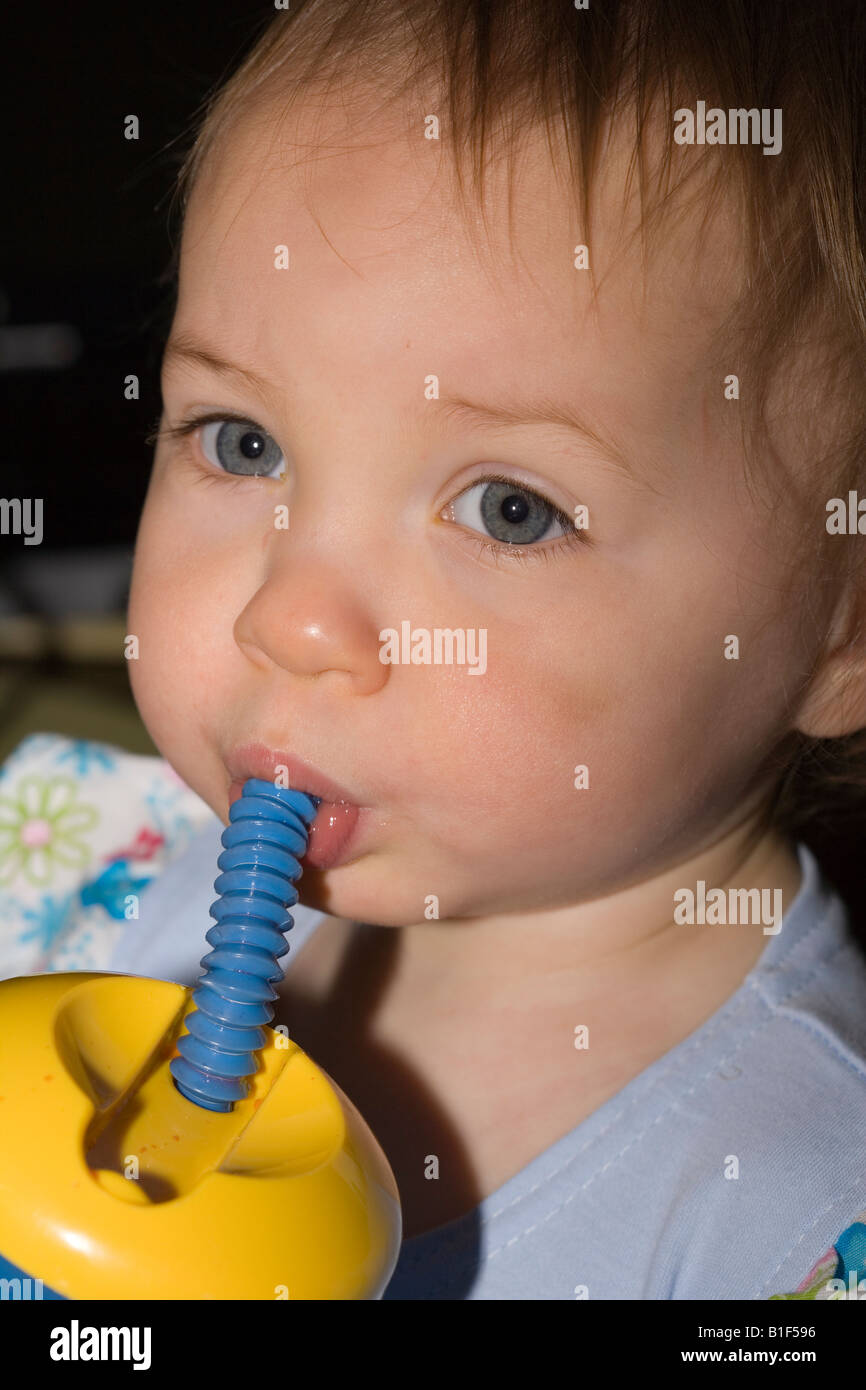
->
108, 826, 866, 1300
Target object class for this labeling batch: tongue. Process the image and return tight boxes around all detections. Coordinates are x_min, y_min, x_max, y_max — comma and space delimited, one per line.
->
304, 800, 360, 870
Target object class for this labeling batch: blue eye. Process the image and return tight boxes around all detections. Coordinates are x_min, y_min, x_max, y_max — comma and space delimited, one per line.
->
199, 418, 286, 478
447, 477, 571, 545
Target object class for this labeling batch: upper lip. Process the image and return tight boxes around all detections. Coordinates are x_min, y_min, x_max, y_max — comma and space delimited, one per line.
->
225, 741, 363, 806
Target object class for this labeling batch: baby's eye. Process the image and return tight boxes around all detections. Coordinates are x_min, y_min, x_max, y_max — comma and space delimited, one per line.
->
445, 477, 571, 546
199, 418, 286, 478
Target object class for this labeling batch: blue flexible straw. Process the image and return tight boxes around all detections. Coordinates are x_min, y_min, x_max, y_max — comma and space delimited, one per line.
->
169, 777, 320, 1112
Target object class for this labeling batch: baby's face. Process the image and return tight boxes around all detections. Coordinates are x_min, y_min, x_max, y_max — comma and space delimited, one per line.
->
129, 87, 822, 923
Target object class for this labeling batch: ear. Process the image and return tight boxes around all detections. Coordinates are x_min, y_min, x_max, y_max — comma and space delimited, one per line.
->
794, 581, 866, 738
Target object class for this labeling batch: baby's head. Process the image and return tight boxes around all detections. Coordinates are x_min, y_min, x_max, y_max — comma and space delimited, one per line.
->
128, 0, 866, 925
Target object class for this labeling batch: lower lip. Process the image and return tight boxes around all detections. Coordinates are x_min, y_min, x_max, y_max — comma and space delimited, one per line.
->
228, 781, 363, 871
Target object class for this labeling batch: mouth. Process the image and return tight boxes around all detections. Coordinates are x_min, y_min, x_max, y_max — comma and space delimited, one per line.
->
225, 741, 367, 872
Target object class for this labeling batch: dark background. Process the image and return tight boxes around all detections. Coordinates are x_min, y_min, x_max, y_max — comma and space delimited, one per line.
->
0, 3, 273, 757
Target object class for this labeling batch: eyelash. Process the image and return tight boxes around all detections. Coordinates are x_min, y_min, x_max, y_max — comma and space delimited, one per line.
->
148, 411, 590, 564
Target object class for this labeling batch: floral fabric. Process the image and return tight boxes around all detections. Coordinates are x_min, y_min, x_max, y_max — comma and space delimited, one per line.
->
0, 733, 213, 977
769, 1214, 866, 1300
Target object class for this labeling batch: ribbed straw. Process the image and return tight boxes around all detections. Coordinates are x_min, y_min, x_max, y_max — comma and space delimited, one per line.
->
169, 777, 319, 1112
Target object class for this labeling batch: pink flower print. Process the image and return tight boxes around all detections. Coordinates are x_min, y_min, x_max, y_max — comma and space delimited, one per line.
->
0, 775, 99, 886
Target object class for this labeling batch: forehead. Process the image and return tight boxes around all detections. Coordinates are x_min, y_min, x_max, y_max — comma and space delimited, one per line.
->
174, 82, 744, 450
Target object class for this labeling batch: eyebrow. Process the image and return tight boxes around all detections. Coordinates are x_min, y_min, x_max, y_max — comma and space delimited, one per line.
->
162, 334, 636, 479
162, 335, 274, 398
433, 392, 634, 477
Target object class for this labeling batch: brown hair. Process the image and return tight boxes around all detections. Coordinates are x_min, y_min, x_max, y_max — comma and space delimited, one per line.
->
157, 1, 866, 932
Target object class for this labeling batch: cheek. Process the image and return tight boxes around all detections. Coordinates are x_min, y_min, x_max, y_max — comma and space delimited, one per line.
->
409, 642, 605, 826
402, 578, 773, 881
127, 539, 185, 758
126, 492, 231, 754
544, 573, 799, 857
387, 654, 620, 914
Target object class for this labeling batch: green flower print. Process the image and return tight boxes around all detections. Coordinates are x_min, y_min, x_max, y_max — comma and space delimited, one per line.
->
0, 776, 99, 886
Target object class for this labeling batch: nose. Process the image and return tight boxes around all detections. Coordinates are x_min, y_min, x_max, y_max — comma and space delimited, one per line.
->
233, 551, 388, 696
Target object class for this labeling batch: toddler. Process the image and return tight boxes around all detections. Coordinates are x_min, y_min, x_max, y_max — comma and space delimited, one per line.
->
2, 0, 866, 1299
